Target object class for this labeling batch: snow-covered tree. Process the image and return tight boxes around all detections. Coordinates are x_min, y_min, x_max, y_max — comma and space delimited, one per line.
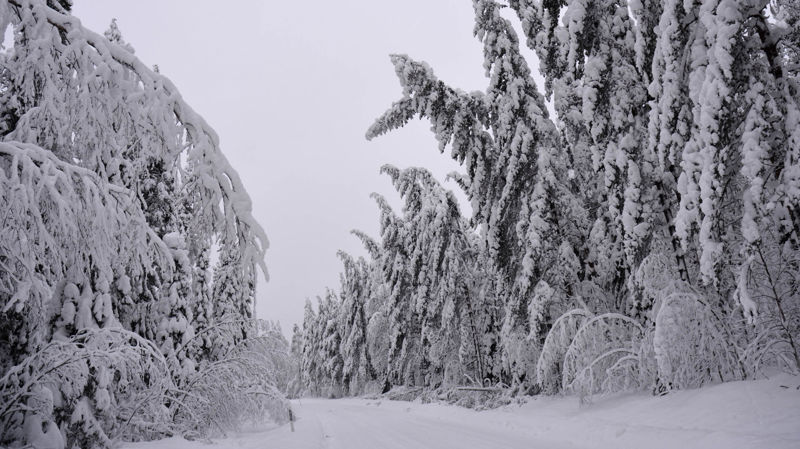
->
300, 299, 322, 395
336, 252, 376, 393
361, 0, 800, 401
0, 2, 277, 447
319, 291, 344, 396
367, 0, 590, 387
367, 4, 568, 297
286, 323, 304, 397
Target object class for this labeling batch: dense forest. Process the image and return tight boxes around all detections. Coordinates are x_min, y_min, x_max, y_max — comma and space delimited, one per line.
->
2, 0, 799, 447
0, 1, 289, 448
296, 0, 800, 402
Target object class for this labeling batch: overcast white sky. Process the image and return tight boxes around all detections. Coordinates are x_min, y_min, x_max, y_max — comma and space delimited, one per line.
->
74, 1, 510, 335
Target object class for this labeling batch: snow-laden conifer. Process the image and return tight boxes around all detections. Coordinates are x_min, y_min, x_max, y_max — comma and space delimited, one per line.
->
0, 2, 280, 446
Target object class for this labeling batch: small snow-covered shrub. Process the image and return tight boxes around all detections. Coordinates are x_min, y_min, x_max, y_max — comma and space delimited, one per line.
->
632, 251, 680, 321
500, 328, 539, 387
740, 244, 800, 375
561, 314, 644, 400
438, 387, 512, 410
0, 328, 171, 449
635, 329, 659, 391
536, 309, 591, 394
170, 320, 290, 437
653, 289, 744, 390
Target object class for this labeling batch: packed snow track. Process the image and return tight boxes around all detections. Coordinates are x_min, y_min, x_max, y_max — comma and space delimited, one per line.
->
280, 398, 572, 449
127, 375, 800, 449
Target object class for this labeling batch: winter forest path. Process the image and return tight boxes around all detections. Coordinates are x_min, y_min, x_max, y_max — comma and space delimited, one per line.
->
127, 375, 800, 449
282, 398, 574, 449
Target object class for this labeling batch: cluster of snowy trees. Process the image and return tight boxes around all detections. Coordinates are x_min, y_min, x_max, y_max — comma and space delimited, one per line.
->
0, 1, 287, 448
298, 0, 800, 400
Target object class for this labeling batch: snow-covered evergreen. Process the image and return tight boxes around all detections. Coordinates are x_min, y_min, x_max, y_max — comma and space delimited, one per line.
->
0, 2, 283, 447
302, 0, 800, 403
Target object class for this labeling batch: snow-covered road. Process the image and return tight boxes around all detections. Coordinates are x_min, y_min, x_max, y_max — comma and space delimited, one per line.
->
128, 374, 800, 449
279, 398, 572, 449
130, 397, 573, 449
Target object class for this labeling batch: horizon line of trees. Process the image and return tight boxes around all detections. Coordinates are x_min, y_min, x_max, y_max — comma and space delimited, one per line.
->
296, 0, 800, 401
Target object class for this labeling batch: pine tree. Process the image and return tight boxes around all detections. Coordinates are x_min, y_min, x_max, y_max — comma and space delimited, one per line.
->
287, 323, 304, 397
337, 252, 376, 393
319, 291, 344, 396
382, 165, 479, 387
300, 299, 321, 395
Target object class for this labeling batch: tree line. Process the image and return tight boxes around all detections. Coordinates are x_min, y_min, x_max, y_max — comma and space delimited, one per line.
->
296, 0, 800, 401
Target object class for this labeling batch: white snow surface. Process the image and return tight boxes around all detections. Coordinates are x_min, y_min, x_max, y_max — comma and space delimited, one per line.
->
126, 374, 800, 449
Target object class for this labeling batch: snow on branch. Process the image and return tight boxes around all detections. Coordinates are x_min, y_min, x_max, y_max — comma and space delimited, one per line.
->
561, 313, 644, 398
4, 0, 267, 279
0, 328, 172, 446
654, 289, 745, 390
536, 308, 591, 394
0, 140, 166, 316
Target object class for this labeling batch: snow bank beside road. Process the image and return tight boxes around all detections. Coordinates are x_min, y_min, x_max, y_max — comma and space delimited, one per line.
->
481, 373, 800, 449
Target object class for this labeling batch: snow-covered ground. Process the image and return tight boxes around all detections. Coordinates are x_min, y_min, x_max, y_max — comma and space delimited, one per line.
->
127, 374, 800, 449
